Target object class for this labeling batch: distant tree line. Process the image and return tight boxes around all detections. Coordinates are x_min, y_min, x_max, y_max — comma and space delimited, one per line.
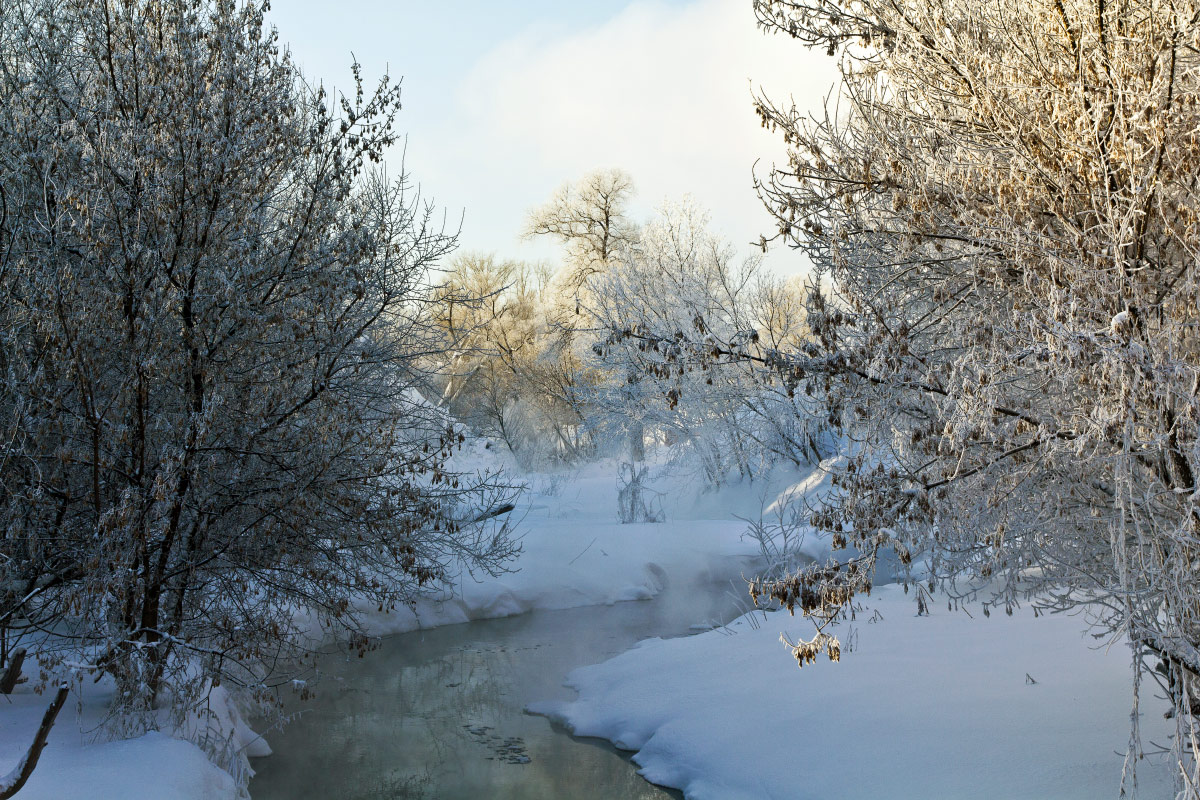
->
433, 169, 833, 493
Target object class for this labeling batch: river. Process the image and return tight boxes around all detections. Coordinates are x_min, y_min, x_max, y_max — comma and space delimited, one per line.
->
249, 556, 764, 799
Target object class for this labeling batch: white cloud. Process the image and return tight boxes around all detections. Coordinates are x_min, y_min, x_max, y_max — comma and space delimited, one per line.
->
419, 0, 837, 276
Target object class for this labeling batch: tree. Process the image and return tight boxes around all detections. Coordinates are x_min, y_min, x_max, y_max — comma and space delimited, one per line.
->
0, 0, 517, 738
525, 169, 642, 470
589, 199, 829, 485
433, 253, 530, 411
744, 0, 1200, 790
525, 168, 638, 293
0, 683, 69, 800
431, 253, 576, 460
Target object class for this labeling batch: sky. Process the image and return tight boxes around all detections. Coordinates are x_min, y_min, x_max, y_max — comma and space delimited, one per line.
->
268, 1, 837, 276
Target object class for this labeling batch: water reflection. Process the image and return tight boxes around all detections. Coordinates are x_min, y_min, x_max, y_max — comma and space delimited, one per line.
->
250, 559, 760, 800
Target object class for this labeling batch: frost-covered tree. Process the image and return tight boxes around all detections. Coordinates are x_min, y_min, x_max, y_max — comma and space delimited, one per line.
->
744, 0, 1200, 789
433, 254, 531, 411
525, 168, 638, 294
431, 254, 585, 460
589, 200, 829, 484
0, 0, 517, 732
525, 169, 642, 466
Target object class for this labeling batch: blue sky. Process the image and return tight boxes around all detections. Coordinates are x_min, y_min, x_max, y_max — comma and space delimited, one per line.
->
269, 1, 835, 275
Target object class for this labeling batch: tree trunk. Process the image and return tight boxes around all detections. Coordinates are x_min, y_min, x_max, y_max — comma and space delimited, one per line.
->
629, 421, 645, 463
0, 648, 25, 694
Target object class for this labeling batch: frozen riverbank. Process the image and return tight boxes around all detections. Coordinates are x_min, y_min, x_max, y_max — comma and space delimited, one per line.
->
341, 457, 796, 638
0, 457, 806, 798
532, 583, 1177, 799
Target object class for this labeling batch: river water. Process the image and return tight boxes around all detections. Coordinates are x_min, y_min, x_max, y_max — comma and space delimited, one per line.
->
249, 556, 764, 799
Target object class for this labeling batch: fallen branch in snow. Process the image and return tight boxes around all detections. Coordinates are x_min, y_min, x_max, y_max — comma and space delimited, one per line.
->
471, 503, 515, 523
0, 682, 69, 799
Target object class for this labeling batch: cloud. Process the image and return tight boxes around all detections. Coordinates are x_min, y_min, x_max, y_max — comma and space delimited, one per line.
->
422, 0, 837, 275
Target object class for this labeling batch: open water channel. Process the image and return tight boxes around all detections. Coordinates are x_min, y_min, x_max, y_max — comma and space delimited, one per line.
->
249, 556, 764, 799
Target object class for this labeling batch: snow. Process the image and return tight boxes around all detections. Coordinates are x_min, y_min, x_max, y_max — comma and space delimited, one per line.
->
0, 680, 239, 800
345, 455, 820, 637
1111, 309, 1131, 336
0, 454, 819, 799
16, 733, 237, 800
8, 451, 1167, 799
531, 583, 1177, 799
0, 647, 270, 799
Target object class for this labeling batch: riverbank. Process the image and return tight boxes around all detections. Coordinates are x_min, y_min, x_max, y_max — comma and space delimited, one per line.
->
532, 582, 1178, 799
0, 455, 813, 798
336, 455, 814, 639
4, 454, 1180, 798
0, 679, 239, 800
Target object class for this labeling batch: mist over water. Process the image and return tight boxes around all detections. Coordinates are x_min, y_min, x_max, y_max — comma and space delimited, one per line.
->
250, 557, 764, 799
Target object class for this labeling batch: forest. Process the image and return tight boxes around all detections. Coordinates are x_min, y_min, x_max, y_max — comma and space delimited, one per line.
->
1, 0, 1198, 798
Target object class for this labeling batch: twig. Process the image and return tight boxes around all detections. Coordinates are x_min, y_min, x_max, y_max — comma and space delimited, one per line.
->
568, 537, 598, 565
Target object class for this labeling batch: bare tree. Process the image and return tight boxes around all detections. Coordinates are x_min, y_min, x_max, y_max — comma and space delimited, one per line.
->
588, 199, 830, 486
430, 254, 577, 460
525, 169, 643, 472
0, 683, 69, 799
525, 168, 638, 292
433, 254, 530, 410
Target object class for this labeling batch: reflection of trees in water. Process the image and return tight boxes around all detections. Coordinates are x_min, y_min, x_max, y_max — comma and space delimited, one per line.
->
403, 639, 521, 766
299, 644, 513, 778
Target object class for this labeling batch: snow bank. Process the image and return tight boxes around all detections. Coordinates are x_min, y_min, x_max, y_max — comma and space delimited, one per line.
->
0, 680, 239, 800
0, 449, 832, 797
0, 658, 274, 800
347, 456, 822, 637
354, 514, 761, 636
531, 583, 1175, 799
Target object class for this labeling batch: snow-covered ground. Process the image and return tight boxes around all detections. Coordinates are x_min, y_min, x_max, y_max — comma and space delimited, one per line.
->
0, 453, 790, 798
0, 680, 241, 800
3, 452, 1177, 798
531, 582, 1177, 799
348, 454, 807, 637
